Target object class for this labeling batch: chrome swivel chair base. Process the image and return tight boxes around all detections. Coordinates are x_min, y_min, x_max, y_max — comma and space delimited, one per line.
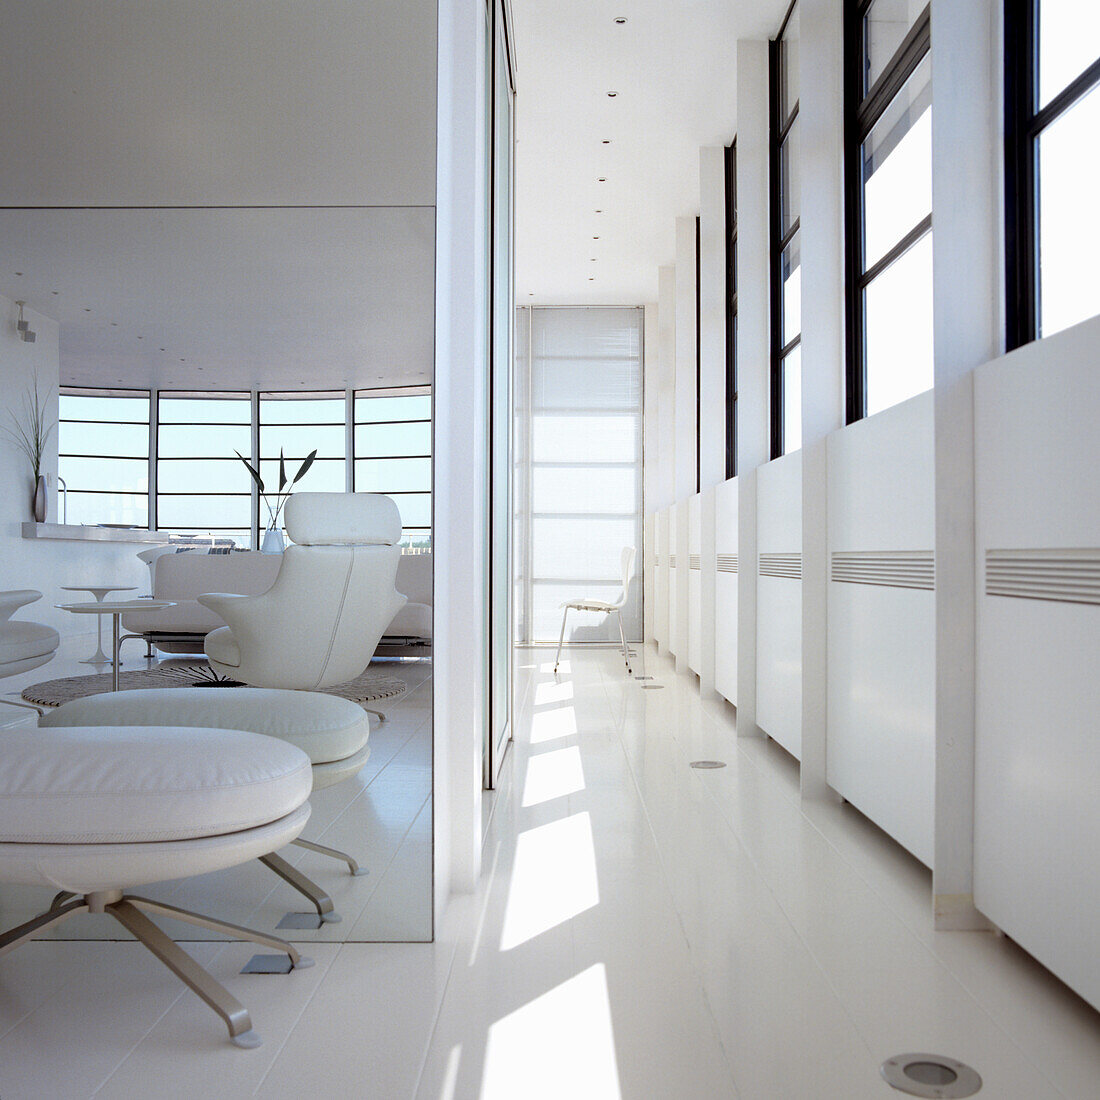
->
4, 889, 312, 1048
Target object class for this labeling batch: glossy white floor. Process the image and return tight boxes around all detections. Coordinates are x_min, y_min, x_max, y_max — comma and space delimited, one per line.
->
2, 642, 1099, 1097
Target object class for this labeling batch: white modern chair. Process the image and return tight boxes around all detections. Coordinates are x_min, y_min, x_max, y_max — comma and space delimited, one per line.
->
0, 724, 314, 1047
201, 493, 407, 693
554, 546, 636, 675
0, 590, 59, 716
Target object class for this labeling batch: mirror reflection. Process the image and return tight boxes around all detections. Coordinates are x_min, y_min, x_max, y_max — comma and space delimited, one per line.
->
0, 207, 434, 943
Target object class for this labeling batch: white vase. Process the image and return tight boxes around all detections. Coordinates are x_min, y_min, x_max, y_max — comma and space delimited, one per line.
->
261, 527, 285, 554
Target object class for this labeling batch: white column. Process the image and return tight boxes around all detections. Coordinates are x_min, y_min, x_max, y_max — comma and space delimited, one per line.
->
930, 0, 1001, 930
698, 145, 728, 490
657, 265, 677, 510
434, 0, 488, 909
674, 216, 698, 502
798, 0, 845, 801
735, 39, 772, 738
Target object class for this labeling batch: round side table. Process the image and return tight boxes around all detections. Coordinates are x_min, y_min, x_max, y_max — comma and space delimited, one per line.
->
57, 601, 176, 691
60, 585, 137, 664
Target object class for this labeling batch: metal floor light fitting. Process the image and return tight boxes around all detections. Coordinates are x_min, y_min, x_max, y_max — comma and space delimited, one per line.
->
880, 1053, 982, 1097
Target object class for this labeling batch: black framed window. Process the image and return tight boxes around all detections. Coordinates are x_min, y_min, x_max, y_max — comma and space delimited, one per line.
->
725, 140, 737, 480
770, 0, 801, 457
353, 386, 432, 547
157, 391, 252, 544
845, 0, 932, 421
57, 387, 150, 527
1006, 0, 1100, 346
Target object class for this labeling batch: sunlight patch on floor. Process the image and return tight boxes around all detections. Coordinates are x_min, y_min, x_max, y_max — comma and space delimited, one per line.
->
480, 964, 621, 1100
528, 704, 579, 745
499, 812, 598, 951
521, 745, 586, 807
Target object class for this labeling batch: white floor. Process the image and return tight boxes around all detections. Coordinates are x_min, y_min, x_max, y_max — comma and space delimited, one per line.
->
2, 643, 1099, 1098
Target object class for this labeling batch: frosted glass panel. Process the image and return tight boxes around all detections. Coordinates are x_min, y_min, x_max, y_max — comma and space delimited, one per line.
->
516, 307, 643, 643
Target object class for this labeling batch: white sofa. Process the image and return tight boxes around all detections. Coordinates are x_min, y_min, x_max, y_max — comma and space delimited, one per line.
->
122, 547, 432, 657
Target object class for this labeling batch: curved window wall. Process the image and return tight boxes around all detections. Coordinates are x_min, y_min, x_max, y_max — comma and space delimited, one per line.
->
58, 384, 430, 546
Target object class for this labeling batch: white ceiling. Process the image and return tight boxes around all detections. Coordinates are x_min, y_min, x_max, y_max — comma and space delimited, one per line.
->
0, 208, 435, 391
0, 1, 438, 393
511, 0, 788, 306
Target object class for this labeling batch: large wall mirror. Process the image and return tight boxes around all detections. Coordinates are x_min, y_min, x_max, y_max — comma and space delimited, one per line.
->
0, 206, 435, 943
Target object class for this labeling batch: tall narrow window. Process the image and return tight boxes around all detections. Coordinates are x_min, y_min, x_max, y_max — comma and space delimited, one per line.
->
157, 391, 252, 545
1006, 0, 1100, 345
725, 140, 738, 480
845, 1, 932, 420
770, 1, 801, 457
353, 386, 432, 546
58, 387, 150, 527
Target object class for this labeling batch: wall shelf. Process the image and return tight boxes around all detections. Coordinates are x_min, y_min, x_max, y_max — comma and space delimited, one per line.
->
21, 523, 166, 545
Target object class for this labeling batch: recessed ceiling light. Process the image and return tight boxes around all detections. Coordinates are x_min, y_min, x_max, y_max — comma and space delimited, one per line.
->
588, 277, 595, 281
595, 209, 603, 213
52, 290, 59, 295
597, 177, 606, 182
14, 272, 22, 277
593, 236, 600, 239
614, 16, 627, 24
607, 91, 618, 98
83, 307, 91, 312
602, 139, 611, 144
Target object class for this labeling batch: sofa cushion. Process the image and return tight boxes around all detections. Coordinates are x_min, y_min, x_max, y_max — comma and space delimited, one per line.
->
0, 725, 311, 844
0, 620, 59, 664
40, 687, 370, 767
384, 601, 432, 641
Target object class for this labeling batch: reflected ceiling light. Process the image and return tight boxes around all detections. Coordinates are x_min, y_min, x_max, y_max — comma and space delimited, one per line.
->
14, 301, 36, 343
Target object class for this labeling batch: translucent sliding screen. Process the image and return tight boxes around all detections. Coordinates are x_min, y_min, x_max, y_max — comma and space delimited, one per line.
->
58, 388, 150, 527
353, 387, 432, 546
515, 307, 643, 644
157, 391, 252, 544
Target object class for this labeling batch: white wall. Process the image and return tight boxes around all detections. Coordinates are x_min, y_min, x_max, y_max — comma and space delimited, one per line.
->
687, 494, 702, 675
827, 391, 936, 866
0, 295, 147, 640
714, 477, 739, 704
756, 450, 802, 759
973, 313, 1100, 1011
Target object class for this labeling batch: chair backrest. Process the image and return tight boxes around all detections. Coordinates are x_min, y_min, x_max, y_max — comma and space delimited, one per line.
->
257, 493, 407, 687
614, 546, 636, 609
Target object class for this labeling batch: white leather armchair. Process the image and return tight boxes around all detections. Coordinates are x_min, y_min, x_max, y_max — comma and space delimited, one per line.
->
201, 493, 407, 690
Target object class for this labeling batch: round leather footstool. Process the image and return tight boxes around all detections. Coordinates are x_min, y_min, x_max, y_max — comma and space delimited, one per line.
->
0, 724, 314, 1047
41, 687, 374, 921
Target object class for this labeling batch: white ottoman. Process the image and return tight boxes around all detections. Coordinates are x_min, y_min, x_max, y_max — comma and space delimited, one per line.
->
41, 687, 373, 922
0, 724, 315, 1048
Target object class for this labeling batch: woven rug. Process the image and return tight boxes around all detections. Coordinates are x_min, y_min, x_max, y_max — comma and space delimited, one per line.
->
21, 662, 407, 709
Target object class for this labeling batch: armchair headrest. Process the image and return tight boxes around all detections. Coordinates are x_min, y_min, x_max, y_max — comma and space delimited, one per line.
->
284, 492, 402, 547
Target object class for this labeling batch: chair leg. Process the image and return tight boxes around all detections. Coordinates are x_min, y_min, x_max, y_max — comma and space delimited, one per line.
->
107, 899, 263, 1048
614, 609, 632, 674
554, 606, 570, 672
1, 696, 46, 718
0, 898, 87, 956
49, 890, 79, 911
124, 896, 313, 969
292, 837, 368, 877
258, 852, 342, 921
364, 707, 386, 724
